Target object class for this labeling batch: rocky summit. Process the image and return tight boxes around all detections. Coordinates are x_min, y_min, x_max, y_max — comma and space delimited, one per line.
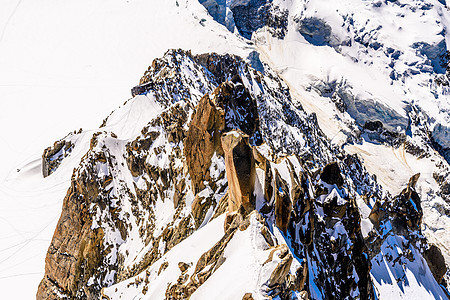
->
3, 0, 450, 299
35, 47, 450, 299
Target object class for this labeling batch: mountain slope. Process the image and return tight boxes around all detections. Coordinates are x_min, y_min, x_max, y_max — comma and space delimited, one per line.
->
200, 0, 450, 283
1, 0, 450, 299
0, 1, 251, 297
36, 50, 449, 299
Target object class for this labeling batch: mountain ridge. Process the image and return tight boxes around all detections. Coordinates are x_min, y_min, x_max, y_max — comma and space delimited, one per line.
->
0, 0, 449, 298
37, 49, 449, 299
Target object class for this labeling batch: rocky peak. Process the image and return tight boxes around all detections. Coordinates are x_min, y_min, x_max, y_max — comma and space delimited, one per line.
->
369, 173, 423, 236
42, 131, 80, 177
221, 130, 256, 215
212, 78, 261, 143
38, 49, 450, 299
184, 94, 224, 194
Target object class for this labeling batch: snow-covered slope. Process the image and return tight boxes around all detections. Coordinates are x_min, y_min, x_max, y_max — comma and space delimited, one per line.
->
32, 48, 448, 299
1, 0, 450, 299
201, 0, 450, 284
0, 0, 248, 298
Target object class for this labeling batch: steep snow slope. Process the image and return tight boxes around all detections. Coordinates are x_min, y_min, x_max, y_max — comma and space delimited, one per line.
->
0, 0, 250, 178
0, 0, 251, 298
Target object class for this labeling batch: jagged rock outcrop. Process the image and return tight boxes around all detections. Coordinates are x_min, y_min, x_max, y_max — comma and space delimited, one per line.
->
369, 173, 422, 234
184, 75, 260, 194
367, 174, 425, 259
184, 94, 224, 193
221, 130, 256, 214
212, 77, 261, 142
39, 49, 449, 300
306, 163, 375, 299
38, 133, 119, 299
391, 173, 423, 232
274, 168, 292, 234
264, 244, 294, 296
42, 132, 78, 177
362, 171, 450, 297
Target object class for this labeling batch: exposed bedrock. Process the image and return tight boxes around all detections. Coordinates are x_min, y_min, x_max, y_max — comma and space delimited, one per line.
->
221, 130, 256, 214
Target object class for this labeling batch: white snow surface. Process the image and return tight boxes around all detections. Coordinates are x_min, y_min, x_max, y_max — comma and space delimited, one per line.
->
371, 235, 448, 299
103, 212, 283, 300
103, 214, 227, 300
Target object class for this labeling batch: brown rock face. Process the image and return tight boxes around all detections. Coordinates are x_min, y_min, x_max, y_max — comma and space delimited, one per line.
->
221, 131, 256, 214
242, 293, 254, 300
42, 138, 75, 177
264, 160, 274, 205
266, 244, 293, 288
274, 169, 292, 234
178, 262, 190, 274
37, 163, 111, 299
262, 242, 309, 298
423, 244, 447, 284
191, 194, 216, 228
368, 199, 385, 227
184, 94, 225, 193
184, 76, 260, 197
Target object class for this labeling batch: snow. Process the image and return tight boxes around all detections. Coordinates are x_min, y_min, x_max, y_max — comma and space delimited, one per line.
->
361, 218, 374, 239
371, 234, 448, 299
190, 213, 274, 300
254, 168, 267, 211
1, 0, 449, 297
103, 214, 226, 300
102, 94, 163, 140
0, 0, 251, 296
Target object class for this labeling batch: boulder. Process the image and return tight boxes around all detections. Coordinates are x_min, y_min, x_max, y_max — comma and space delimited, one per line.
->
178, 262, 190, 274
242, 293, 254, 300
